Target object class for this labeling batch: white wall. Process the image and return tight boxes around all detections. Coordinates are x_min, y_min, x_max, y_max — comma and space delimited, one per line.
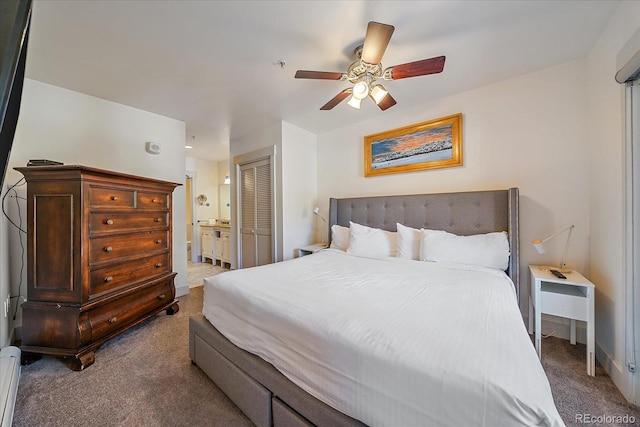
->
0, 79, 189, 343
218, 158, 230, 184
217, 159, 231, 220
2, 183, 27, 345
229, 121, 319, 265
230, 122, 282, 268
0, 213, 13, 347
317, 59, 591, 313
586, 0, 640, 402
281, 122, 317, 259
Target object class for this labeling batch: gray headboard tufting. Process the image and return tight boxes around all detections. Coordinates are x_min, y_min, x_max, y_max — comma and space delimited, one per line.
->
328, 188, 520, 298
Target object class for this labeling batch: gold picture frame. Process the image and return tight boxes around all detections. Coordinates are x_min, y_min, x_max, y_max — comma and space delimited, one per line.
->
364, 113, 463, 177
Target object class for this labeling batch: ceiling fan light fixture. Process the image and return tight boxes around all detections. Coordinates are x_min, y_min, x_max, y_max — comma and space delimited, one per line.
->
295, 21, 446, 111
352, 81, 369, 100
370, 84, 389, 105
347, 95, 362, 109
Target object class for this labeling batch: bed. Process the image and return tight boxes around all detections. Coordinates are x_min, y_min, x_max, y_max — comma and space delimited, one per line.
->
189, 188, 564, 427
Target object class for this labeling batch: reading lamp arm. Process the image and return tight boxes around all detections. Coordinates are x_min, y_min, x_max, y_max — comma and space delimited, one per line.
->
536, 224, 574, 245
559, 225, 574, 269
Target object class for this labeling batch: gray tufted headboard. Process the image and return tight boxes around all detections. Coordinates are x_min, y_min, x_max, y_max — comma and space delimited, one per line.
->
328, 188, 520, 298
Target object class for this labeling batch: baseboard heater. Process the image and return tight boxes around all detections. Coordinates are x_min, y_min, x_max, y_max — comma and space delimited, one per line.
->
0, 346, 20, 427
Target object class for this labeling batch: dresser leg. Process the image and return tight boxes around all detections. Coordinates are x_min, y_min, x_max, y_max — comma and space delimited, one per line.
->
64, 351, 96, 371
166, 302, 180, 315
21, 352, 42, 366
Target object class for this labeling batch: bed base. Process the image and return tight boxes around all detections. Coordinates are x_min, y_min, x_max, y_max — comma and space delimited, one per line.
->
189, 314, 366, 427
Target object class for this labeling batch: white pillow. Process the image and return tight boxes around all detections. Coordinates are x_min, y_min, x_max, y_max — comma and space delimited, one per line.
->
347, 221, 397, 258
396, 223, 422, 260
329, 224, 350, 251
419, 229, 510, 270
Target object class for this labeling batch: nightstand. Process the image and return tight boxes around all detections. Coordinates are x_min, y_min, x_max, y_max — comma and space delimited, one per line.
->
528, 265, 595, 376
297, 243, 328, 257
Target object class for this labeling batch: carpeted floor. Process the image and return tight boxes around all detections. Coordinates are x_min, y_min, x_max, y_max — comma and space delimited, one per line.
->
539, 337, 640, 426
12, 263, 640, 427
13, 264, 249, 427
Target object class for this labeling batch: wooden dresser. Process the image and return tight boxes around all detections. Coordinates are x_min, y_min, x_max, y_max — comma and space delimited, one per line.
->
15, 165, 180, 370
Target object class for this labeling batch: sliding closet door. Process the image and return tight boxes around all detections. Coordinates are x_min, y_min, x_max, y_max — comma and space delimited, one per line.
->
239, 158, 273, 268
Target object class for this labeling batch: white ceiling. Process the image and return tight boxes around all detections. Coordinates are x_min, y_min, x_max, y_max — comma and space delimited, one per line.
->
25, 0, 619, 162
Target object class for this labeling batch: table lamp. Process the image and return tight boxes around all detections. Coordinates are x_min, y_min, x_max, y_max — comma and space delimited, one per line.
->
532, 225, 574, 273
313, 207, 326, 244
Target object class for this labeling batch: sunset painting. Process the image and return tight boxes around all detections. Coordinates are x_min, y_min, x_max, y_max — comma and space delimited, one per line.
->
371, 125, 453, 169
364, 114, 463, 177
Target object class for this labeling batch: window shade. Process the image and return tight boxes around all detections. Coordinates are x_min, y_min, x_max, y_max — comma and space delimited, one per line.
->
616, 29, 640, 84
616, 50, 640, 84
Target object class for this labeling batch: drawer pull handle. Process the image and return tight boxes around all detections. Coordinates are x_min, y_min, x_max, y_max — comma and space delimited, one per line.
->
105, 219, 114, 225
111, 196, 118, 201
152, 198, 158, 203
155, 239, 162, 244
108, 317, 117, 324
155, 263, 163, 268
104, 246, 113, 253
104, 276, 113, 282
155, 217, 162, 222
157, 294, 166, 300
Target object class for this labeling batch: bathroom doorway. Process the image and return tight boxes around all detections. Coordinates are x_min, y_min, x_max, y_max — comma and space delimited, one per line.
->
185, 176, 193, 260
185, 170, 199, 263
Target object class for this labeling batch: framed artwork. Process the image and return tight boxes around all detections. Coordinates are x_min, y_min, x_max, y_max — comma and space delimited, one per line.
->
364, 113, 463, 177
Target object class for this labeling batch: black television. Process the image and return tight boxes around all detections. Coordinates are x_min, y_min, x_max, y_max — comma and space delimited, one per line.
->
0, 0, 32, 189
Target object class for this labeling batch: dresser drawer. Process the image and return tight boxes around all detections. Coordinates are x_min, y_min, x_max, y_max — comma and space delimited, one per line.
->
89, 212, 169, 234
138, 191, 170, 209
90, 231, 168, 263
89, 278, 174, 342
89, 186, 136, 208
89, 253, 170, 298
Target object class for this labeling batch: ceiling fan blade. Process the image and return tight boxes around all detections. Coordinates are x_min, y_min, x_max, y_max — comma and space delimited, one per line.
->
371, 92, 397, 111
361, 21, 394, 64
387, 56, 446, 80
295, 70, 345, 80
320, 89, 352, 110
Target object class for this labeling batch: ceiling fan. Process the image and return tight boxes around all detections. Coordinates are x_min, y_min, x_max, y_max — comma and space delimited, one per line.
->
295, 21, 446, 111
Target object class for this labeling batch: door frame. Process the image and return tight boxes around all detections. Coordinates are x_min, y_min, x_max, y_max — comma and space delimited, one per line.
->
186, 170, 200, 263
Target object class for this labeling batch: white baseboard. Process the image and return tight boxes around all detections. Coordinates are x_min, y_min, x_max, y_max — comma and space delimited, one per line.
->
175, 282, 189, 297
525, 315, 636, 404
595, 340, 635, 403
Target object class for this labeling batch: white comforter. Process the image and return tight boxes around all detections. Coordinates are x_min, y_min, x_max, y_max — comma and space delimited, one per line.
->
203, 249, 564, 427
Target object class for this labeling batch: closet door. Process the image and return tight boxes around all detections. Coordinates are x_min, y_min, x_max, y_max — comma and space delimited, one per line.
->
239, 158, 273, 268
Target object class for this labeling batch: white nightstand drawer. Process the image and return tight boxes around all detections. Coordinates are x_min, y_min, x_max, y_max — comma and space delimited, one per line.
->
541, 288, 589, 321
